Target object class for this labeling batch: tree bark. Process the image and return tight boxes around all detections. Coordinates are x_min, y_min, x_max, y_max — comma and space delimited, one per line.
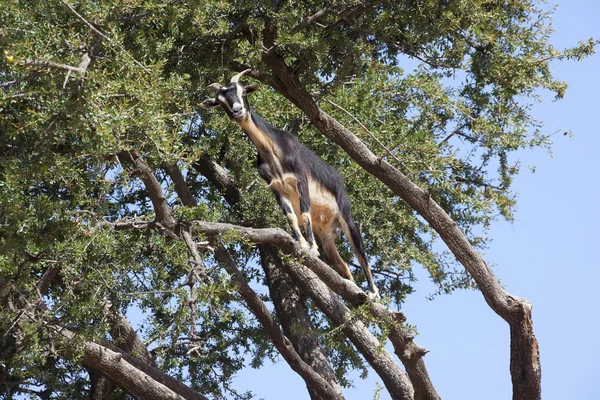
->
88, 369, 117, 400
165, 163, 198, 208
71, 335, 206, 400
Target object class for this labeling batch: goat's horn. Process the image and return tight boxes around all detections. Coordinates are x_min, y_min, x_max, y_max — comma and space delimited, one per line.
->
230, 69, 252, 83
205, 82, 222, 92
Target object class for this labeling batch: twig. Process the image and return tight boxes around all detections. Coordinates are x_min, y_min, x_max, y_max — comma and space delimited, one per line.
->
22, 59, 87, 73
57, 0, 150, 73
292, 8, 336, 33
124, 290, 178, 296
57, 0, 112, 42
324, 98, 413, 173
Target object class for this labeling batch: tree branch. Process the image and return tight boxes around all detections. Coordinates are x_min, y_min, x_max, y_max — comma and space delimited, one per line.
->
323, 0, 383, 33
63, 331, 207, 400
284, 261, 414, 399
116, 150, 176, 228
291, 8, 336, 33
21, 57, 91, 74
164, 163, 197, 207
192, 154, 241, 206
57, 0, 112, 43
324, 98, 412, 173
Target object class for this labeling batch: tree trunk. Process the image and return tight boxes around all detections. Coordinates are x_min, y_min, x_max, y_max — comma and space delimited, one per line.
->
260, 245, 342, 399
213, 246, 345, 400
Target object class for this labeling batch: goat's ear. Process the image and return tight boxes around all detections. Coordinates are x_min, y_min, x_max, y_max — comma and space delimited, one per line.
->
244, 84, 260, 94
200, 98, 220, 109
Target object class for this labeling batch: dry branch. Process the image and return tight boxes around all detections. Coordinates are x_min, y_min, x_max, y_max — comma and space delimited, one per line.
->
21, 57, 91, 74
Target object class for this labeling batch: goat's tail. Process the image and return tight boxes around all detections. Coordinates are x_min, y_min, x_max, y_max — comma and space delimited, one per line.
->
340, 216, 378, 299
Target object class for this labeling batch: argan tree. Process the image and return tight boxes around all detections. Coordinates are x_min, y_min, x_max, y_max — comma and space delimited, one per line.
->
0, 1, 595, 399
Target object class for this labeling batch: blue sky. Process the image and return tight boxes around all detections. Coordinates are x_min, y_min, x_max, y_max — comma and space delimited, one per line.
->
233, 2, 600, 399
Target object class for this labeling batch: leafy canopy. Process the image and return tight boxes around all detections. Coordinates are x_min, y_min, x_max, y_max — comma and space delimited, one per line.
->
0, 0, 595, 398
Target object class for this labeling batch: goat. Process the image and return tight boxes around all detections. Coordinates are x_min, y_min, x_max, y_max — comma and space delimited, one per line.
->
200, 69, 378, 298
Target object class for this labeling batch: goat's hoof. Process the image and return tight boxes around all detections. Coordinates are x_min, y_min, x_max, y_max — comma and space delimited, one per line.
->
308, 247, 320, 258
367, 288, 380, 301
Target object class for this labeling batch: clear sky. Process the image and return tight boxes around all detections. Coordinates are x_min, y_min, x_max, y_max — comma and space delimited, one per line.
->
233, 2, 600, 399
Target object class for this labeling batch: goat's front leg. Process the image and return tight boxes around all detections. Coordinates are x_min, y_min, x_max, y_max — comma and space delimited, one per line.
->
296, 174, 319, 257
273, 191, 311, 251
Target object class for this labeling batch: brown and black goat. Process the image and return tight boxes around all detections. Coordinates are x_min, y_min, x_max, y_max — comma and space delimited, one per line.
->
201, 70, 378, 298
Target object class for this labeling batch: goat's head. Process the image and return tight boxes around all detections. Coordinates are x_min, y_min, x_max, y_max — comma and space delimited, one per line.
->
200, 69, 260, 121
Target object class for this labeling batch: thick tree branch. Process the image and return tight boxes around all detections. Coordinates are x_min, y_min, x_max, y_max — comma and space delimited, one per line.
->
116, 150, 176, 228
62, 331, 206, 400
107, 214, 425, 399
36, 264, 61, 295
88, 371, 115, 400
192, 154, 241, 206
106, 307, 155, 366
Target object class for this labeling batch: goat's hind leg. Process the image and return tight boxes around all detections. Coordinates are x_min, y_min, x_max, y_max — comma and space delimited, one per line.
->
316, 228, 354, 282
340, 218, 379, 299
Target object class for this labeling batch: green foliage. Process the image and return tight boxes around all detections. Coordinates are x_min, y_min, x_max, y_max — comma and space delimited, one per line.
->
0, 0, 595, 397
